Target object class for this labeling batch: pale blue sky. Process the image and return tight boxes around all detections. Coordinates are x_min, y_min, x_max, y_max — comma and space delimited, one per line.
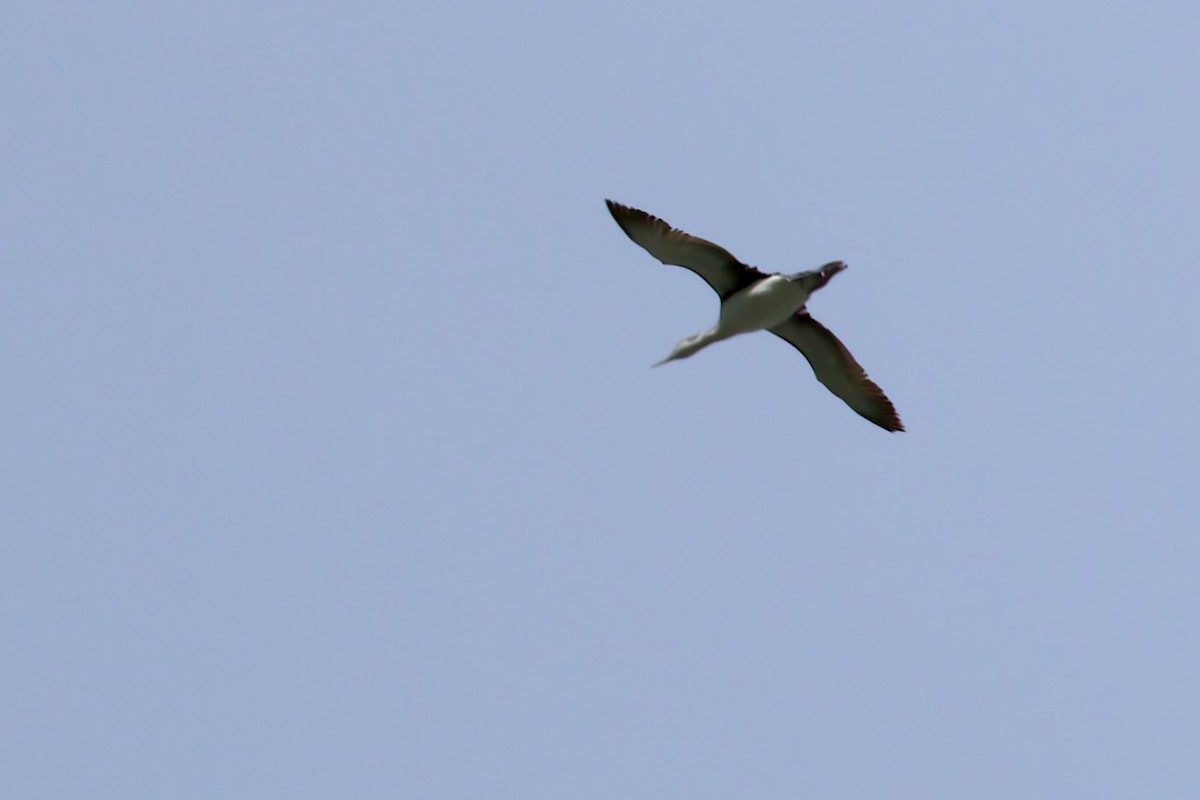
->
5, 1, 1200, 797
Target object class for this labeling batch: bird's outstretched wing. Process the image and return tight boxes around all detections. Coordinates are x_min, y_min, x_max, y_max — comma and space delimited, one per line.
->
769, 313, 904, 432
606, 200, 767, 300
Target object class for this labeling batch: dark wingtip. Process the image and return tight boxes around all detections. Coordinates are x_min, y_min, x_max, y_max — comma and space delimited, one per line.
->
605, 198, 631, 223
866, 388, 904, 432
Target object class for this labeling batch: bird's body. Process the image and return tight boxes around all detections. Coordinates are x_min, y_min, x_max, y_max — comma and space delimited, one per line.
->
606, 199, 904, 432
720, 273, 815, 334
654, 273, 816, 365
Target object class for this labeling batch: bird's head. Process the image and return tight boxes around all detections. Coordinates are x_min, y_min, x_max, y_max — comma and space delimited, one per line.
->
652, 333, 706, 367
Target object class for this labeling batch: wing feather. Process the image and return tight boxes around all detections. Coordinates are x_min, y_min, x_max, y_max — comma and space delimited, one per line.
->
770, 313, 904, 432
605, 200, 766, 299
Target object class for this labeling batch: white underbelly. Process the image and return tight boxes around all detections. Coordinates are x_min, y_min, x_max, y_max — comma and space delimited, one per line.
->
717, 275, 809, 335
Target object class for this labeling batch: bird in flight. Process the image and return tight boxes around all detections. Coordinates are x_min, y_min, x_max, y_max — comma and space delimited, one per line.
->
606, 199, 903, 432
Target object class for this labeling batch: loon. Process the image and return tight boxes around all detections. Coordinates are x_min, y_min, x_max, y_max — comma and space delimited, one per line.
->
606, 199, 903, 432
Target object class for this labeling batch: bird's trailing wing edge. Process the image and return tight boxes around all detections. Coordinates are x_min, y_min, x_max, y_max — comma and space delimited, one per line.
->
605, 199, 766, 299
769, 313, 904, 432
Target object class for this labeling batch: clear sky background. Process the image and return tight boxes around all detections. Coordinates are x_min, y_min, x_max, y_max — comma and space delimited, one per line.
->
5, 2, 1200, 797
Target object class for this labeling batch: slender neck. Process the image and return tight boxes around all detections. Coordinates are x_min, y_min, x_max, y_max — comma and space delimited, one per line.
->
679, 326, 727, 358
656, 325, 731, 367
